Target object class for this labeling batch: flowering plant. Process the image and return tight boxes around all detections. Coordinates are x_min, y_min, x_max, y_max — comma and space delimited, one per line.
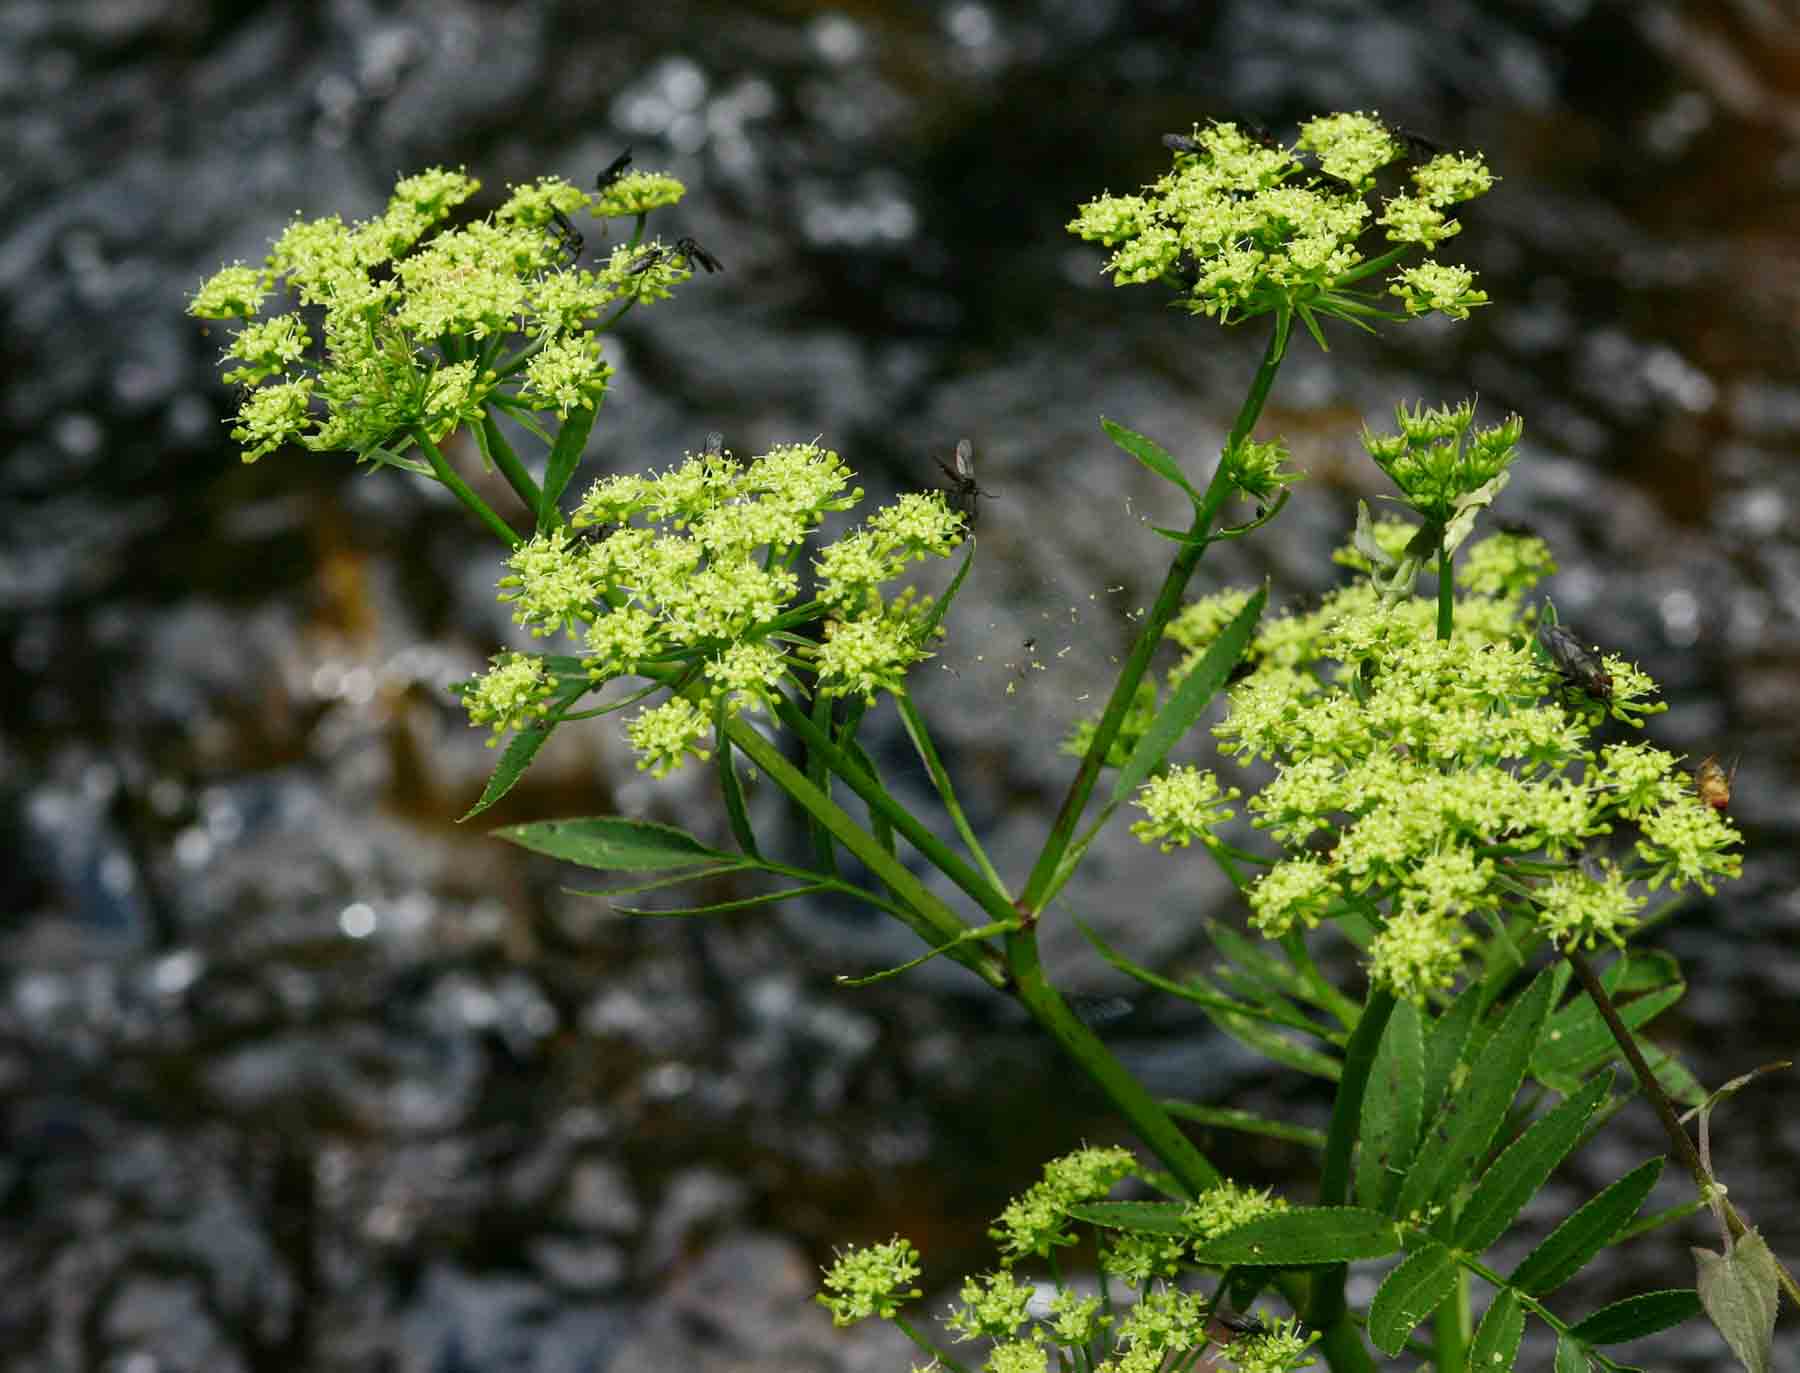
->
192, 114, 1787, 1372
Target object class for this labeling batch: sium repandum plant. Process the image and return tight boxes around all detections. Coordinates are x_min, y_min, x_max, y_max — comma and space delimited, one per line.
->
191, 114, 1786, 1371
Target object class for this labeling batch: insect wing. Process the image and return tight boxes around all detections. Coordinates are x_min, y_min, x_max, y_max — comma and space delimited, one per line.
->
953, 437, 975, 481
596, 146, 634, 190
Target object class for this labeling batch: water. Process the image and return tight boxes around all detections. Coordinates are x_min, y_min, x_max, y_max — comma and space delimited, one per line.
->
4, 2, 1798, 1368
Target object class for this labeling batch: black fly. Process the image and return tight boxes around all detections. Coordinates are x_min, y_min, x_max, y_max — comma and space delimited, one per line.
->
675, 236, 723, 273
1162, 132, 1203, 154
1388, 124, 1445, 162
703, 430, 725, 458
549, 208, 583, 264
1538, 622, 1613, 701
935, 438, 991, 525
596, 147, 634, 191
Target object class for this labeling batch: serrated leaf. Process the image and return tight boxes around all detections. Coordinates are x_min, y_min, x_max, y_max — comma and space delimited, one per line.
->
1569, 1288, 1703, 1345
1613, 949, 1681, 995
1066, 1201, 1189, 1235
1420, 979, 1481, 1128
610, 882, 836, 917
1205, 992, 1343, 1081
1161, 1101, 1327, 1149
1369, 1241, 1459, 1355
493, 816, 732, 870
1102, 417, 1201, 505
1453, 1071, 1612, 1253
1357, 996, 1424, 1215
1695, 1229, 1779, 1373
538, 402, 598, 528
1470, 1287, 1524, 1372
1205, 918, 1309, 1004
1397, 970, 1555, 1221
1534, 984, 1685, 1085
1641, 1038, 1708, 1108
461, 721, 558, 820
1554, 1330, 1592, 1372
917, 541, 975, 640
1191, 1207, 1401, 1265
1510, 1156, 1663, 1295
1108, 585, 1265, 808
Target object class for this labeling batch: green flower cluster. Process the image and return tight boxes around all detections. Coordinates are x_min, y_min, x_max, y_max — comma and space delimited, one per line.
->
1149, 531, 1740, 1002
460, 439, 966, 774
188, 165, 690, 463
819, 1150, 1316, 1373
1067, 113, 1492, 336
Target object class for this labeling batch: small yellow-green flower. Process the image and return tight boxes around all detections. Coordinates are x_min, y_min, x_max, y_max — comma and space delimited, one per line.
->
1130, 765, 1239, 852
816, 1235, 923, 1326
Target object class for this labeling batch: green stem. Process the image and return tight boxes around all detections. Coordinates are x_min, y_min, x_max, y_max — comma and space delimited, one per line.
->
1306, 986, 1395, 1370
1436, 542, 1454, 641
477, 411, 545, 517
1433, 1267, 1469, 1373
894, 690, 1009, 896
1005, 925, 1222, 1195
893, 1316, 966, 1373
722, 717, 1007, 990
1020, 324, 1287, 915
773, 697, 1018, 929
413, 426, 521, 547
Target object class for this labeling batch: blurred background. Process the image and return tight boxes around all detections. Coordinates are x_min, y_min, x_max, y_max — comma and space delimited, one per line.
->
3, 1, 1798, 1369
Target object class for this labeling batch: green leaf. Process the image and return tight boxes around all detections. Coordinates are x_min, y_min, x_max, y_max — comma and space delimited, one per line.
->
1569, 1289, 1703, 1345
1368, 1241, 1458, 1356
461, 720, 558, 820
1190, 1207, 1401, 1265
1452, 1071, 1613, 1254
1420, 979, 1481, 1129
538, 401, 598, 529
1198, 979, 1344, 1081
1469, 1287, 1524, 1373
714, 713, 760, 859
1161, 1101, 1327, 1149
1533, 984, 1685, 1086
1205, 918, 1310, 1005
493, 816, 732, 871
611, 882, 837, 918
1357, 997, 1424, 1214
1554, 1330, 1592, 1372
1397, 970, 1555, 1222
1509, 1156, 1663, 1295
917, 541, 975, 640
1107, 585, 1266, 809
1066, 1201, 1190, 1236
1101, 417, 1201, 506
1695, 1229, 1780, 1373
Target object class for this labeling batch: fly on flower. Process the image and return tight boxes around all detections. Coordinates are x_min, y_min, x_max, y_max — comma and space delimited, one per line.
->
1387, 123, 1446, 162
596, 146, 634, 191
549, 208, 583, 264
1538, 621, 1612, 701
703, 430, 725, 458
1695, 754, 1736, 811
935, 437, 992, 525
675, 236, 723, 274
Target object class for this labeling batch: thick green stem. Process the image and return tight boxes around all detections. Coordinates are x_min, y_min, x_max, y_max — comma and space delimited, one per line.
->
1436, 542, 1454, 641
723, 717, 1007, 990
476, 412, 544, 517
1434, 1268, 1469, 1372
413, 426, 521, 547
1005, 926, 1222, 1195
1020, 326, 1287, 914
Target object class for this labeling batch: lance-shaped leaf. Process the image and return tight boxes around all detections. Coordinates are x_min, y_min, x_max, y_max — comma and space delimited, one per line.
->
1569, 1289, 1703, 1346
1419, 979, 1481, 1130
538, 401, 599, 528
1469, 1287, 1524, 1373
1396, 970, 1554, 1222
1357, 996, 1424, 1215
1106, 584, 1266, 810
1509, 1156, 1663, 1295
1066, 1201, 1190, 1236
1162, 1101, 1327, 1150
1102, 417, 1202, 507
1534, 980, 1685, 1087
493, 815, 733, 871
1451, 1070, 1612, 1254
1368, 1241, 1459, 1356
1189, 1207, 1401, 1265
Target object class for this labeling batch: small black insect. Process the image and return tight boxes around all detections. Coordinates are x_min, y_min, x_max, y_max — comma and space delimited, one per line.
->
1388, 123, 1446, 162
1162, 131, 1203, 154
675, 236, 723, 274
703, 430, 725, 458
1210, 1309, 1267, 1339
1538, 621, 1613, 700
549, 208, 583, 264
596, 146, 634, 191
935, 438, 992, 524
626, 245, 665, 275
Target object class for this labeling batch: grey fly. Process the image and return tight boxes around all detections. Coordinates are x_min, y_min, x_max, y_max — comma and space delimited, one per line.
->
1538, 622, 1612, 700
935, 438, 991, 524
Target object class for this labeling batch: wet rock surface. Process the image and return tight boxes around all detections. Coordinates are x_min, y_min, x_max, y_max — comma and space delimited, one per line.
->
4, 2, 1799, 1369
